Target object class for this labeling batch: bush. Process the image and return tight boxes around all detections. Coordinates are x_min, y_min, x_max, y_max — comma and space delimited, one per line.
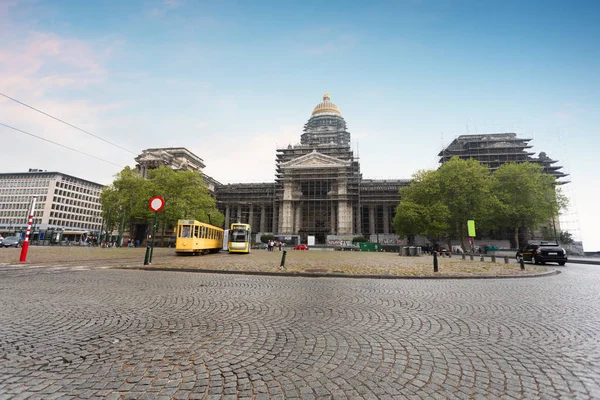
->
260, 234, 276, 243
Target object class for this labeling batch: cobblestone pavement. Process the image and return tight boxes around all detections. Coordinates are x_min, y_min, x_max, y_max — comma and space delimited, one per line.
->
1, 263, 599, 399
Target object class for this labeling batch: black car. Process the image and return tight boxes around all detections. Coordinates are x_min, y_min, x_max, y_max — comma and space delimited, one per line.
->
1, 236, 23, 248
516, 242, 567, 266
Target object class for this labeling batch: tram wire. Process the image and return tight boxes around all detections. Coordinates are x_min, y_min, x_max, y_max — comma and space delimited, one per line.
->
0, 91, 137, 155
0, 121, 125, 168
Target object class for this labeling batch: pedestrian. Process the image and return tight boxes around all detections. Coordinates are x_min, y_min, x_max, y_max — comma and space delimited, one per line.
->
278, 241, 282, 251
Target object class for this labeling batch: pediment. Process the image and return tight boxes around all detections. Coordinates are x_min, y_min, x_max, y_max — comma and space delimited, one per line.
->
281, 150, 350, 169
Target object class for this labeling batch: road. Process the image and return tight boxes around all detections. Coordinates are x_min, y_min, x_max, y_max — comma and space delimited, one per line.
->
0, 262, 599, 399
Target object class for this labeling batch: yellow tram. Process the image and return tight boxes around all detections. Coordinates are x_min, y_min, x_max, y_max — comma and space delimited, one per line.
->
228, 223, 251, 254
175, 219, 224, 255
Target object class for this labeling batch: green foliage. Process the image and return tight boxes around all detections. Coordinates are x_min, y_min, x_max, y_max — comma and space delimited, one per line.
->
393, 159, 492, 249
559, 230, 574, 244
491, 162, 567, 248
352, 236, 369, 243
100, 166, 224, 243
260, 234, 275, 243
146, 167, 223, 230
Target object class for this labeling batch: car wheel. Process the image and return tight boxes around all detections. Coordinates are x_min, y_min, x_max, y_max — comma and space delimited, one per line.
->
532, 256, 539, 265
558, 261, 566, 266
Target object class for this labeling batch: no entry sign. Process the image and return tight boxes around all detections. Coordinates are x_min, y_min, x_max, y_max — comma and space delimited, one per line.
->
148, 196, 165, 212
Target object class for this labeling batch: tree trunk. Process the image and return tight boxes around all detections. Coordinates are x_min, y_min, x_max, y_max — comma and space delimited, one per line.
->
514, 227, 520, 250
459, 221, 465, 253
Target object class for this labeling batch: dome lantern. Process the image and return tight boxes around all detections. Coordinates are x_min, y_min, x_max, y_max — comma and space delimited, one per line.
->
312, 92, 341, 116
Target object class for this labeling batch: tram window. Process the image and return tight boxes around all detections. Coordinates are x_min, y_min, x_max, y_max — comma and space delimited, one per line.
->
181, 225, 191, 238
194, 225, 199, 238
202, 226, 206, 238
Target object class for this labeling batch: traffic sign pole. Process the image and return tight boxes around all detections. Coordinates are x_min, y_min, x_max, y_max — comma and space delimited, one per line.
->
144, 196, 165, 265
149, 212, 158, 264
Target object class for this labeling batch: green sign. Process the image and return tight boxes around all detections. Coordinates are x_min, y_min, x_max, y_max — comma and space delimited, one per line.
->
468, 220, 476, 237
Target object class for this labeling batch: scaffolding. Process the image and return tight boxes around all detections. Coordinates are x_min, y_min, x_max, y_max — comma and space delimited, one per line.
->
438, 133, 568, 182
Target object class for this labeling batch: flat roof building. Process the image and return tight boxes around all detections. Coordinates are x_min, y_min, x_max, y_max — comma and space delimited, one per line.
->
0, 169, 104, 236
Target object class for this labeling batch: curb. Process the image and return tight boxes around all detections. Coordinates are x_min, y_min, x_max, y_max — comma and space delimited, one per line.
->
117, 267, 561, 280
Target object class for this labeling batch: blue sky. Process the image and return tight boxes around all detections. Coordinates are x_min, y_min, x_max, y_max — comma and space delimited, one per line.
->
1, 0, 598, 250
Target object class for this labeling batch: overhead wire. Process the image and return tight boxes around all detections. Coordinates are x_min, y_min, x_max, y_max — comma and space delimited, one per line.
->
0, 91, 137, 155
0, 122, 125, 168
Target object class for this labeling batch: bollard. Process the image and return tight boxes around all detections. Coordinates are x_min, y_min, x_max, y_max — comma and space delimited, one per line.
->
519, 256, 525, 270
280, 250, 287, 270
491, 255, 496, 263
144, 245, 151, 265
433, 251, 438, 273
480, 255, 485, 262
504, 256, 509, 264
470, 254, 474, 261
462, 253, 466, 260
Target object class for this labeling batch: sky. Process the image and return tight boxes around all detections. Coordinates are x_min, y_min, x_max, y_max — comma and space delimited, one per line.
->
0, 0, 599, 250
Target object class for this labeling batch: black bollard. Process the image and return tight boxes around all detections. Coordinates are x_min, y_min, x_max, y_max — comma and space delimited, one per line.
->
462, 253, 466, 260
480, 255, 484, 262
504, 256, 509, 264
491, 255, 496, 263
470, 254, 474, 261
280, 250, 287, 270
144, 245, 151, 265
519, 256, 525, 270
433, 251, 438, 273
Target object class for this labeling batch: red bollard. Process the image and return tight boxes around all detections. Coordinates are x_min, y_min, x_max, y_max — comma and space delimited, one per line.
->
19, 197, 37, 263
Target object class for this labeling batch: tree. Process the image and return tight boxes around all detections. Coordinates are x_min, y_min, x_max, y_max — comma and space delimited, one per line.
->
393, 159, 493, 250
100, 167, 151, 245
559, 231, 574, 245
392, 169, 450, 245
490, 162, 567, 249
146, 167, 224, 245
100, 166, 224, 246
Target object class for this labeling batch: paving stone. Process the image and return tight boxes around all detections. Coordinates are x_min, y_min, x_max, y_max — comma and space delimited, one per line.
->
0, 266, 598, 398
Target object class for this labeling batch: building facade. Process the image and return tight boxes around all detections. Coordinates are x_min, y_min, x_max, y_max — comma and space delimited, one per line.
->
133, 95, 570, 247
215, 93, 408, 245
0, 169, 104, 238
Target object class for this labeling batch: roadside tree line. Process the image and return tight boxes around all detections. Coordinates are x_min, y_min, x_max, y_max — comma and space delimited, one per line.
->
99, 166, 224, 245
392, 157, 568, 250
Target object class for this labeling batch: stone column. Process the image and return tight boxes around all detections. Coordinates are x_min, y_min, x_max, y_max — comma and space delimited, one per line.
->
355, 205, 361, 234
369, 205, 375, 234
249, 206, 254, 230
330, 202, 336, 234
337, 178, 352, 235
225, 205, 230, 229
280, 182, 294, 234
294, 202, 302, 234
237, 205, 242, 224
383, 206, 390, 234
260, 205, 266, 232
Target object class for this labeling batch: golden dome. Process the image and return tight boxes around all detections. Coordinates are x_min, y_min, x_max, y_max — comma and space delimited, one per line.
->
311, 92, 341, 116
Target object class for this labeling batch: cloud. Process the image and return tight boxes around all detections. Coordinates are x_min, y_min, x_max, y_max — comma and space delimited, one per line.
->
292, 28, 358, 56
0, 7, 127, 183
148, 0, 182, 17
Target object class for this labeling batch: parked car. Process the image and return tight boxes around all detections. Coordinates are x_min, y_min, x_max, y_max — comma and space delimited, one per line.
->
516, 242, 567, 266
294, 244, 309, 250
2, 236, 22, 248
